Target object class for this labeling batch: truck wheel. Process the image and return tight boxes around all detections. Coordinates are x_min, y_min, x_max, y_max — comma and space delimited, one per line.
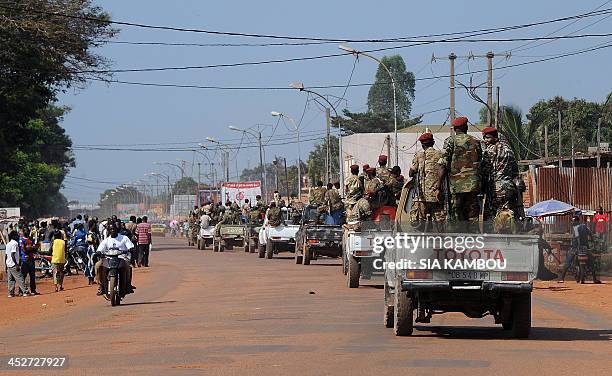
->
250, 240, 257, 254
303, 244, 311, 265
384, 281, 394, 328
393, 287, 413, 336
265, 239, 273, 259
197, 239, 202, 250
347, 255, 360, 288
511, 293, 531, 339
213, 239, 218, 252
225, 242, 233, 251
342, 249, 348, 275
258, 244, 265, 258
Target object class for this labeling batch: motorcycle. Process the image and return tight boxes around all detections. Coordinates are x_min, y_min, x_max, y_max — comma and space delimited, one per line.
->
65, 245, 86, 275
98, 248, 129, 306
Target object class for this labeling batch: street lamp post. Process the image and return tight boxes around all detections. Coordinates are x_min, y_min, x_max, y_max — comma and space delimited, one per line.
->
206, 137, 231, 184
290, 82, 344, 195
271, 111, 301, 199
339, 44, 399, 166
228, 125, 266, 203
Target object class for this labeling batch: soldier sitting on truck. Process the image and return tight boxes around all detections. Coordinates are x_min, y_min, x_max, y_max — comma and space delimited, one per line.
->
387, 166, 403, 204
266, 201, 282, 227
325, 182, 344, 225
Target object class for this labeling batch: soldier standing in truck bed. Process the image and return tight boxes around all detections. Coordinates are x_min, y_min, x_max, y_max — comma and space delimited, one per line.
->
376, 155, 391, 186
480, 127, 520, 225
436, 116, 482, 231
266, 201, 282, 227
409, 132, 445, 230
309, 180, 327, 224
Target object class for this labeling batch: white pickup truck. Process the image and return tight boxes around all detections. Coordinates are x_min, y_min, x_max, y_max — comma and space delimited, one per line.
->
258, 207, 300, 259
383, 186, 539, 338
197, 225, 214, 250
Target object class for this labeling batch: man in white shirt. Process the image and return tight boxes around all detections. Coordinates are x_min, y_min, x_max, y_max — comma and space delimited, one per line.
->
5, 231, 30, 297
95, 223, 135, 296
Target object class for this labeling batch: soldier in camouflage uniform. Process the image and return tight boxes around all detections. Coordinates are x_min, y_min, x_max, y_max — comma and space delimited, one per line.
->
287, 193, 303, 225
436, 116, 482, 231
309, 180, 327, 224
325, 182, 344, 225
345, 165, 364, 222
376, 155, 391, 186
481, 127, 520, 227
358, 164, 370, 191
266, 201, 282, 227
388, 166, 403, 205
409, 132, 445, 229
364, 167, 385, 211
188, 213, 199, 246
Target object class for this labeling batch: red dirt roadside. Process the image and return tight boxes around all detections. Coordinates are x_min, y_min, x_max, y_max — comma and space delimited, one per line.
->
0, 265, 154, 329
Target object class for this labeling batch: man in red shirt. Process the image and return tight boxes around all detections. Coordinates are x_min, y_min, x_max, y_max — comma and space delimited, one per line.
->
135, 216, 152, 267
593, 206, 609, 251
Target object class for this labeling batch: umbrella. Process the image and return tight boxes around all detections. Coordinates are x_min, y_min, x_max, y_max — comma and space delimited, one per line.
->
525, 199, 577, 217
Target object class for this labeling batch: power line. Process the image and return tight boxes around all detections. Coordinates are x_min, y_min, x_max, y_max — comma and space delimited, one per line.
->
3, 3, 609, 43
88, 41, 612, 91
66, 33, 612, 74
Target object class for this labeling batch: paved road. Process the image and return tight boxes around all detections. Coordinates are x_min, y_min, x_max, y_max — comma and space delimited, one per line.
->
2, 238, 610, 375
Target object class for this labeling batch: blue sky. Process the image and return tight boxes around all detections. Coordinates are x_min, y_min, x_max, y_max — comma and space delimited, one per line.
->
59, 0, 612, 203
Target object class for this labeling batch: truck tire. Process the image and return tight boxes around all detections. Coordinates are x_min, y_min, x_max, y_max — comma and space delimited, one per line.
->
265, 239, 273, 259
303, 244, 311, 265
511, 293, 531, 339
109, 276, 120, 307
393, 287, 413, 336
295, 242, 303, 264
347, 255, 360, 288
342, 248, 348, 275
258, 244, 265, 258
250, 239, 257, 254
197, 239, 202, 250
384, 281, 394, 328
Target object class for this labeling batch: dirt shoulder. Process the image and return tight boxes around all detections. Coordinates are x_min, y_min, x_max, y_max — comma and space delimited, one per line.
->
0, 265, 154, 329
533, 279, 611, 320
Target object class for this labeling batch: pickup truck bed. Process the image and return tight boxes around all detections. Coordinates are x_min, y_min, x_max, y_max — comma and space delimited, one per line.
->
295, 224, 343, 265
384, 232, 539, 338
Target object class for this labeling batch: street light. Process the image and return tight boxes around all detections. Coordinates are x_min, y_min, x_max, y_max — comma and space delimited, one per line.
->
154, 161, 185, 179
290, 81, 344, 194
206, 137, 232, 183
197, 146, 217, 190
228, 125, 266, 203
339, 44, 399, 166
271, 111, 302, 199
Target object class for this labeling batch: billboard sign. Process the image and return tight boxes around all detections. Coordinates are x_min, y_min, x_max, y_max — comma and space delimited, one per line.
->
221, 181, 261, 206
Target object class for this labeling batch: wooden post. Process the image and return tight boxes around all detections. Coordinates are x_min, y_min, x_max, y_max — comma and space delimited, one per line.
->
558, 111, 562, 168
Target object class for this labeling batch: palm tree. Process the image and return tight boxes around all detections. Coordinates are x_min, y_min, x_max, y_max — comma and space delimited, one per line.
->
499, 106, 541, 162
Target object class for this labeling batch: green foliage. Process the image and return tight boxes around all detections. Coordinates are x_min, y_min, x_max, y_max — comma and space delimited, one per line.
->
332, 109, 422, 134
526, 96, 609, 158
0, 0, 116, 217
367, 55, 415, 119
172, 177, 199, 195
497, 106, 540, 163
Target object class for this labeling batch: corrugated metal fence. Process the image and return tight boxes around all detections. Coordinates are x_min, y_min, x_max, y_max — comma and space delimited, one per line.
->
534, 167, 612, 212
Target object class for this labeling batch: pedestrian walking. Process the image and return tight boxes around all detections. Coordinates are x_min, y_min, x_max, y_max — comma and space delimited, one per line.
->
50, 231, 66, 292
18, 228, 39, 295
5, 231, 30, 297
135, 216, 152, 267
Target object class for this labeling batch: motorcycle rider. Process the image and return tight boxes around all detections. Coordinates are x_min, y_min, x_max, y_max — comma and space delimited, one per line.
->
95, 222, 136, 296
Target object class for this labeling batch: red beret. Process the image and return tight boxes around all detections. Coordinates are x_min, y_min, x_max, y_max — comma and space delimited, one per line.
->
417, 132, 434, 142
362, 164, 370, 170
398, 175, 405, 182
366, 167, 376, 174
482, 127, 498, 135
451, 116, 468, 127
378, 154, 388, 163
350, 164, 359, 172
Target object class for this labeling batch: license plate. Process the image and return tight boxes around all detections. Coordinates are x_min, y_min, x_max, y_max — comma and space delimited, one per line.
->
448, 270, 490, 280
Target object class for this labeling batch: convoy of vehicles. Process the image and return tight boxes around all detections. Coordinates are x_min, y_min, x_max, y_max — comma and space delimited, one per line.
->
161, 183, 546, 339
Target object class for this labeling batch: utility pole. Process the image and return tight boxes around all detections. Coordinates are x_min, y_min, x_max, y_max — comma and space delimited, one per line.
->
385, 135, 391, 161
486, 51, 494, 126
449, 53, 456, 121
495, 86, 500, 130
597, 118, 602, 168
197, 162, 201, 207
325, 108, 331, 183
569, 114, 575, 205
558, 111, 562, 168
225, 151, 230, 183
274, 157, 280, 192
544, 120, 549, 159
283, 157, 289, 197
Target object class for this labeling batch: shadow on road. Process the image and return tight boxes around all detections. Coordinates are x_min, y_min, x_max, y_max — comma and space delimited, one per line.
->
119, 300, 177, 307
309, 263, 342, 267
413, 326, 611, 341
